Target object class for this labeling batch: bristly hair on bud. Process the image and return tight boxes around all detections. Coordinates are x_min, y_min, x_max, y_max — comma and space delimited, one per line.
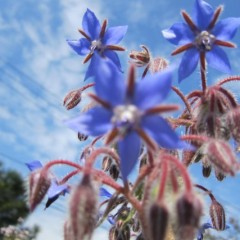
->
149, 202, 169, 240
63, 89, 82, 110
176, 192, 203, 240
69, 174, 98, 240
210, 199, 226, 231
28, 169, 51, 212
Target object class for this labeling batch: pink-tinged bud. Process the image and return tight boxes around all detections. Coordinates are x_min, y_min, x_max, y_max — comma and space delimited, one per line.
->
182, 150, 196, 166
63, 89, 81, 110
149, 57, 168, 73
176, 193, 203, 240
101, 156, 112, 172
204, 140, 237, 176
63, 221, 73, 240
129, 45, 150, 67
80, 145, 94, 163
210, 199, 226, 231
148, 202, 169, 240
69, 175, 98, 240
226, 107, 240, 148
28, 169, 51, 211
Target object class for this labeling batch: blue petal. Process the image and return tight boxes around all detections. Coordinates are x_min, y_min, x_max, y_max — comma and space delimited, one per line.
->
193, 0, 214, 30
213, 18, 240, 41
197, 222, 213, 240
67, 39, 90, 56
25, 161, 43, 171
64, 107, 112, 136
104, 50, 123, 72
47, 181, 69, 199
142, 115, 192, 149
82, 9, 101, 40
84, 54, 98, 81
178, 48, 199, 82
206, 46, 231, 73
99, 187, 112, 198
118, 132, 141, 181
133, 68, 173, 110
103, 26, 128, 45
162, 23, 194, 46
94, 55, 125, 106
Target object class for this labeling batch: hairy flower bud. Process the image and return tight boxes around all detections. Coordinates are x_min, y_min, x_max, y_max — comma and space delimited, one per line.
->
149, 202, 169, 240
204, 140, 237, 176
63, 89, 82, 110
78, 132, 88, 141
69, 175, 98, 240
28, 169, 51, 211
149, 57, 168, 73
102, 156, 112, 172
210, 200, 226, 231
176, 193, 202, 240
202, 156, 212, 178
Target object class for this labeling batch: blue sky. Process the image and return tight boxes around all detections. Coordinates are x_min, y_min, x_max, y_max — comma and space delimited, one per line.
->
1, 0, 240, 239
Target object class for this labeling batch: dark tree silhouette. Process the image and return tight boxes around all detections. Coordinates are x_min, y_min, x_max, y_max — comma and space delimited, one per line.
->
0, 162, 29, 227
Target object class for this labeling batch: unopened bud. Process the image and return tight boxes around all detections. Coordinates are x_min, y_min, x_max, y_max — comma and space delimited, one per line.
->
109, 225, 130, 240
63, 221, 73, 240
29, 169, 51, 211
214, 170, 225, 181
202, 156, 212, 178
70, 175, 98, 240
176, 193, 203, 240
204, 140, 237, 176
109, 164, 119, 180
149, 202, 169, 240
63, 89, 81, 110
78, 132, 88, 141
80, 145, 94, 164
102, 156, 112, 172
149, 57, 168, 73
210, 200, 226, 231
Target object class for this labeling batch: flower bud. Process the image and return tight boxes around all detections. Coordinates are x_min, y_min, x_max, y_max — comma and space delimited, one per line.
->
78, 132, 88, 141
210, 200, 226, 231
109, 164, 119, 180
29, 169, 51, 211
149, 202, 169, 240
149, 57, 168, 73
69, 175, 98, 240
63, 89, 81, 110
102, 156, 112, 172
176, 193, 202, 240
202, 156, 212, 178
204, 140, 237, 176
63, 221, 73, 240
214, 170, 225, 181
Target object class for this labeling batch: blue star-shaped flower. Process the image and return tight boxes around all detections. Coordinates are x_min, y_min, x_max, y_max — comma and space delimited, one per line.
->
65, 56, 191, 180
26, 161, 69, 209
162, 0, 240, 82
67, 9, 128, 81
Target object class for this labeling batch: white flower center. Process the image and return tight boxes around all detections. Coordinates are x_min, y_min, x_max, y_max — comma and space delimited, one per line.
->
194, 31, 215, 51
90, 40, 103, 52
111, 105, 141, 134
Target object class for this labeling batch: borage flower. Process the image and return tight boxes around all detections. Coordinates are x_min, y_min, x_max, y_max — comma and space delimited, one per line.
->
67, 9, 127, 80
26, 161, 69, 209
65, 57, 191, 180
162, 0, 240, 82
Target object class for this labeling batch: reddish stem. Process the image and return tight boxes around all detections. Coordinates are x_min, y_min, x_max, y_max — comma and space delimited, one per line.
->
157, 160, 169, 201
200, 52, 207, 92
194, 184, 215, 201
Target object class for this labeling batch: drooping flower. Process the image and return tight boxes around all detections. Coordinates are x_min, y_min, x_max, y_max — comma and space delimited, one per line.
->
26, 161, 69, 209
65, 56, 191, 180
67, 9, 128, 81
162, 0, 240, 82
